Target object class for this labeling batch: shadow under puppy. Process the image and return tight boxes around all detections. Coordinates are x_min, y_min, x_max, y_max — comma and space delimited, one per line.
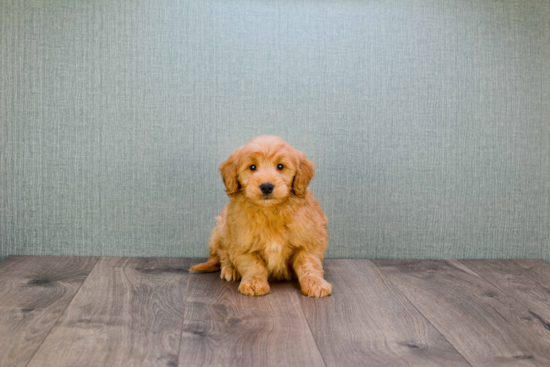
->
190, 135, 331, 298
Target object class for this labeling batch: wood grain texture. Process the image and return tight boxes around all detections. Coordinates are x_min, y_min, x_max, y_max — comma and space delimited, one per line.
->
27, 257, 193, 367
3, 257, 550, 367
300, 260, 471, 367
509, 260, 550, 286
179, 267, 325, 367
0, 255, 98, 367
460, 260, 550, 324
374, 260, 550, 366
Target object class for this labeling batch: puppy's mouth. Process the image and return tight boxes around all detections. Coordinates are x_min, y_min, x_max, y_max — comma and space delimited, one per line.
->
262, 195, 272, 200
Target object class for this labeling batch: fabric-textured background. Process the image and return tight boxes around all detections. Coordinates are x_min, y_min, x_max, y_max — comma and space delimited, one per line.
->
1, 0, 549, 262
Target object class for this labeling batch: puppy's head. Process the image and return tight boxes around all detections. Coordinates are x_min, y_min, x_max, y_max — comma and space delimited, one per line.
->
219, 135, 315, 206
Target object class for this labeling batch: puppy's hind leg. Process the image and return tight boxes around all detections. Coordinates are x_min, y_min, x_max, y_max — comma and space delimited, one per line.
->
219, 250, 241, 282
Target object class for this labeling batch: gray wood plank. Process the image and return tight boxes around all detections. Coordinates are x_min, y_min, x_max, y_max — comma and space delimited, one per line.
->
0, 255, 98, 367
300, 260, 471, 367
510, 259, 550, 286
374, 260, 550, 366
27, 257, 193, 367
179, 264, 325, 367
460, 260, 550, 325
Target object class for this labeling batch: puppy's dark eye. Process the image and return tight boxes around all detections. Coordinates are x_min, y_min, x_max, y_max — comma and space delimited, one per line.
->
277, 164, 284, 170
250, 165, 257, 171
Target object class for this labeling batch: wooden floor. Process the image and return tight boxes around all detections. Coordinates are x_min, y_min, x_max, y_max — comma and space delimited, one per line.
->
1, 257, 550, 367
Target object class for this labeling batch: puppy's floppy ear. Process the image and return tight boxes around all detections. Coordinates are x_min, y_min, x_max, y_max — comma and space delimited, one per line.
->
219, 149, 241, 195
292, 152, 315, 197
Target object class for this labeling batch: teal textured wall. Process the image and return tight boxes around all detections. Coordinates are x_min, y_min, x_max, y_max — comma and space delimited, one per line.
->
1, 0, 549, 261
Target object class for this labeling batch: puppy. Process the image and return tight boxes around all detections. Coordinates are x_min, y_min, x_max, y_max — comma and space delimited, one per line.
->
190, 135, 331, 298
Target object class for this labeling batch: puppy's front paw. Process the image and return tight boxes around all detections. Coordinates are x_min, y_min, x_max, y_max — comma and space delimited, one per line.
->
238, 276, 270, 296
301, 276, 332, 298
220, 265, 241, 282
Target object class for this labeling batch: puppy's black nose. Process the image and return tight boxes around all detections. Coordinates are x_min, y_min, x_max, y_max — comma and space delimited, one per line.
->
260, 183, 274, 195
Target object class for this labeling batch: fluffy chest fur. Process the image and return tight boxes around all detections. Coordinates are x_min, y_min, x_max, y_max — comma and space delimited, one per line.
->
229, 201, 296, 280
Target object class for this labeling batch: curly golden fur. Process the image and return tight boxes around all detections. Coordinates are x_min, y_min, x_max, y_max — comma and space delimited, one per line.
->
190, 135, 331, 297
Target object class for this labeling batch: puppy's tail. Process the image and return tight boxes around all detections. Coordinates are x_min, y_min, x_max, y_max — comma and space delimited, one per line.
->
189, 256, 221, 272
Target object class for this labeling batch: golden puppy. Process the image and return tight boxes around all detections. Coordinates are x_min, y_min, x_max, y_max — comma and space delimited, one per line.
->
190, 135, 331, 298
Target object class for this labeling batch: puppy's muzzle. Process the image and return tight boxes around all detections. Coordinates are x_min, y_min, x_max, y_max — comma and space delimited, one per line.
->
260, 183, 274, 195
